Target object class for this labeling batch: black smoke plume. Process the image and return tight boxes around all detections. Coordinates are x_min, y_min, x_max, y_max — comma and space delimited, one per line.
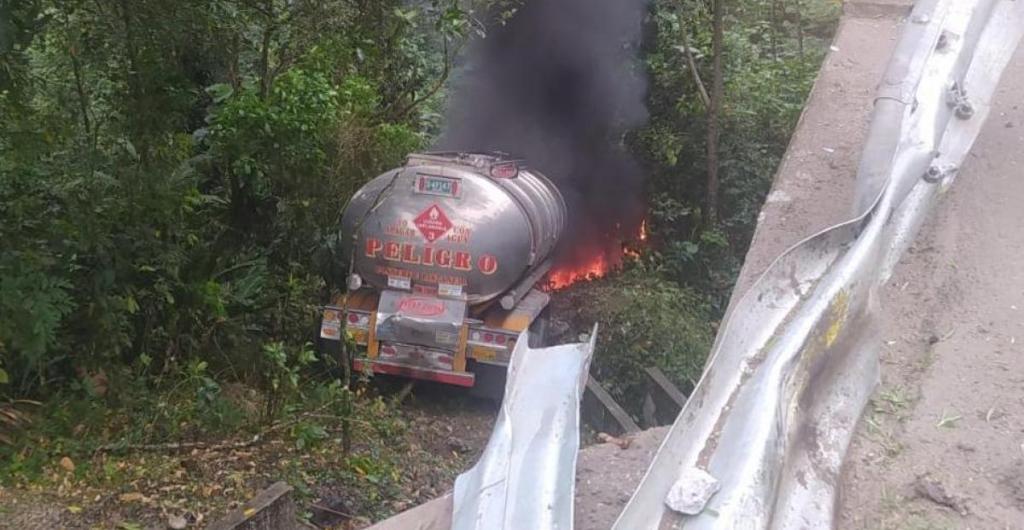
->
439, 0, 649, 269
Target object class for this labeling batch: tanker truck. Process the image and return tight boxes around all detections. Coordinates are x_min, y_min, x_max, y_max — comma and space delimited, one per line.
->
319, 152, 566, 396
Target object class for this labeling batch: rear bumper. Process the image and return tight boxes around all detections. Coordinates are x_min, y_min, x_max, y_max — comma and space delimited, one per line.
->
353, 358, 476, 387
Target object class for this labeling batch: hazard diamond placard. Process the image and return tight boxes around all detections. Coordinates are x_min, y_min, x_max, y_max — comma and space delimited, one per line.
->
413, 204, 453, 243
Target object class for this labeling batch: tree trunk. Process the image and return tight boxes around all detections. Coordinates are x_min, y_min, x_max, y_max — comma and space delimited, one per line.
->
259, 0, 274, 100
705, 0, 725, 224
117, 0, 139, 102
679, 20, 710, 109
63, 8, 91, 138
70, 47, 92, 136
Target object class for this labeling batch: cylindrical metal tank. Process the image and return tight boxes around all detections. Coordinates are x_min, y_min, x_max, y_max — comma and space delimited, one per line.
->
340, 152, 566, 306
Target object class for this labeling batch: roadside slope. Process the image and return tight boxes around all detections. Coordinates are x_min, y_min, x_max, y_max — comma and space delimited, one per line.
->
727, 4, 910, 303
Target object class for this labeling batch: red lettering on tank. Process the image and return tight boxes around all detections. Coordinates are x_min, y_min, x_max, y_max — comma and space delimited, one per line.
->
398, 297, 446, 317
365, 238, 383, 257
435, 249, 452, 267
478, 254, 499, 275
453, 251, 472, 271
401, 243, 421, 264
366, 240, 501, 279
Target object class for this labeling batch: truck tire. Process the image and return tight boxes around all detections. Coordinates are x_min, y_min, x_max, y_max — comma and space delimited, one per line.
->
470, 308, 551, 402
316, 332, 344, 378
468, 360, 507, 402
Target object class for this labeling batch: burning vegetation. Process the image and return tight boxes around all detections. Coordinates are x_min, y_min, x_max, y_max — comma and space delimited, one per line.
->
547, 219, 650, 289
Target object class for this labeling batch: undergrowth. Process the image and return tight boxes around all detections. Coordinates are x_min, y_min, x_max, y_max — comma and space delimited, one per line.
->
555, 264, 715, 415
0, 372, 449, 527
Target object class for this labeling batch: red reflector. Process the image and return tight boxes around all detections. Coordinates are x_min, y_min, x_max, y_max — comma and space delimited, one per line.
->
490, 162, 519, 179
484, 333, 494, 343
496, 335, 507, 345
348, 313, 359, 324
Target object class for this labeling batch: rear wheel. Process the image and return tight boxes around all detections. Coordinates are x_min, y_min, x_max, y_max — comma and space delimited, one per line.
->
316, 328, 345, 379
468, 360, 507, 402
469, 307, 551, 402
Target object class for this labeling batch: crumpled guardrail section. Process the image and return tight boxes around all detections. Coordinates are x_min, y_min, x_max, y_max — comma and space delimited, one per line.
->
451, 326, 597, 530
611, 2, 1024, 529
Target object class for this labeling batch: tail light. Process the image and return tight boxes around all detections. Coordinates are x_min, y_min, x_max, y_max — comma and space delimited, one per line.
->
490, 162, 519, 179
469, 329, 516, 349
345, 310, 371, 329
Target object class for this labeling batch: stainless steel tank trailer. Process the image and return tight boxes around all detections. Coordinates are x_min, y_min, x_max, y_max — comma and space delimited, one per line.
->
320, 152, 567, 396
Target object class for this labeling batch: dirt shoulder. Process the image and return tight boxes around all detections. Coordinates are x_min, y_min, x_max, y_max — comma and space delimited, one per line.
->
727, 2, 1024, 528
837, 42, 1024, 530
724, 1, 1024, 528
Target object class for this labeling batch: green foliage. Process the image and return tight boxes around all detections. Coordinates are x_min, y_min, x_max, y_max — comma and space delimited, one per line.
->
563, 268, 714, 409
0, 0, 44, 95
0, 0, 497, 399
0, 6, 510, 514
260, 340, 318, 419
631, 0, 839, 310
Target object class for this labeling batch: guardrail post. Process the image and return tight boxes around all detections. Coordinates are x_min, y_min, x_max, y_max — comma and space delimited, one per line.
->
208, 482, 298, 530
641, 366, 688, 427
582, 377, 640, 435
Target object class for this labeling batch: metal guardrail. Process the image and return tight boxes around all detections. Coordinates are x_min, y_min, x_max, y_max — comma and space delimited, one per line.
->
611, 1, 1024, 529
450, 326, 597, 530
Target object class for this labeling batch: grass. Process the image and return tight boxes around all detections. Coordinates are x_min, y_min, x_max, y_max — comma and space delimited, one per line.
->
864, 415, 904, 457
874, 385, 911, 420
935, 409, 962, 429
864, 384, 915, 458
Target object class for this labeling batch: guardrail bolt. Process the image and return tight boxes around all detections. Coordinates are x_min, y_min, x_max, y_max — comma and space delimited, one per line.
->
923, 164, 958, 183
947, 82, 975, 120
955, 101, 975, 119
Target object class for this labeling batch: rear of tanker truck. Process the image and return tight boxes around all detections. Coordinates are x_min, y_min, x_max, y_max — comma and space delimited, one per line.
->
319, 152, 565, 396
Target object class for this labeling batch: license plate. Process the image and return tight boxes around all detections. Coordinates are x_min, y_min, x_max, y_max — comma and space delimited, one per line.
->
415, 174, 462, 198
471, 346, 498, 362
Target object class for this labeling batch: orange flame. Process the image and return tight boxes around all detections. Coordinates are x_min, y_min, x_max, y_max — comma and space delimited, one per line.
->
546, 219, 649, 290
546, 253, 613, 290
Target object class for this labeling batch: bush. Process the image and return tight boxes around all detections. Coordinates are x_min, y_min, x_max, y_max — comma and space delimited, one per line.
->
558, 267, 714, 411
